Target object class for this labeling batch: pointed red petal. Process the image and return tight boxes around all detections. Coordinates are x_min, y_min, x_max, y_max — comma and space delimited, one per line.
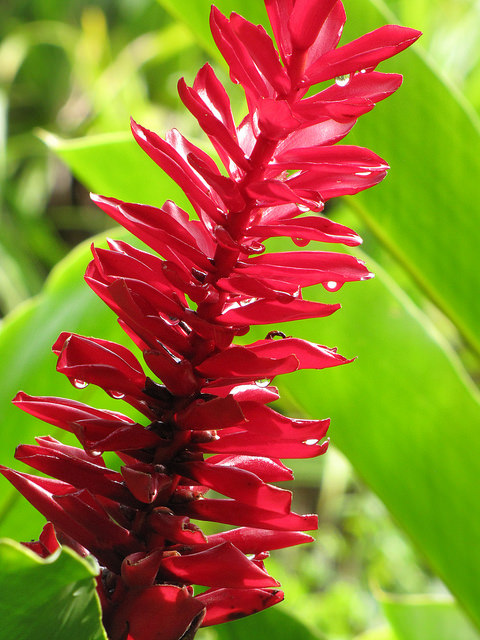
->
198, 587, 283, 626
306, 25, 422, 83
107, 585, 205, 640
160, 542, 279, 589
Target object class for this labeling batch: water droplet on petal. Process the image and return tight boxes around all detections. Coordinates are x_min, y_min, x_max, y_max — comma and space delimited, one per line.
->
360, 68, 367, 74
255, 378, 271, 388
293, 237, 309, 247
296, 204, 310, 213
323, 280, 343, 292
305, 439, 319, 446
335, 74, 351, 87
239, 297, 258, 307
87, 449, 103, 458
265, 331, 287, 340
108, 390, 125, 399
73, 379, 88, 389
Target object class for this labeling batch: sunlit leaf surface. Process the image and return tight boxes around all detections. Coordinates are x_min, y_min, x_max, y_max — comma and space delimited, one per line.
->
380, 593, 480, 640
0, 539, 106, 640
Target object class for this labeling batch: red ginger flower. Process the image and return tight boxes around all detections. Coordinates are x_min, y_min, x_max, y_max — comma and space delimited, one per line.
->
1, 2, 420, 639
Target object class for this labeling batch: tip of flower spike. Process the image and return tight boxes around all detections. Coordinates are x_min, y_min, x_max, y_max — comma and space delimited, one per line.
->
403, 27, 423, 42
12, 390, 28, 405
52, 332, 71, 355
130, 117, 147, 142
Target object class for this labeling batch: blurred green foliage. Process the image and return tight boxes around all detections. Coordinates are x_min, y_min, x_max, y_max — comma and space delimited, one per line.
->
0, 0, 479, 639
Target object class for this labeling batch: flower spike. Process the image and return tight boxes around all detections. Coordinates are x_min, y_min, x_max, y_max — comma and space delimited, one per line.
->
4, 2, 420, 639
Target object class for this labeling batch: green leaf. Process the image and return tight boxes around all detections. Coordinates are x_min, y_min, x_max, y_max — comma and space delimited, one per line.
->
212, 605, 324, 640
379, 593, 480, 640
39, 130, 189, 210
0, 538, 106, 640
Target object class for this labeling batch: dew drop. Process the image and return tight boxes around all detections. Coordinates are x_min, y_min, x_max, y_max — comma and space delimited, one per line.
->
73, 379, 88, 389
108, 390, 125, 399
293, 237, 309, 247
239, 297, 258, 307
305, 439, 319, 446
360, 68, 367, 74
296, 204, 310, 213
324, 280, 343, 292
87, 449, 103, 458
255, 378, 271, 388
335, 74, 351, 87
265, 331, 287, 340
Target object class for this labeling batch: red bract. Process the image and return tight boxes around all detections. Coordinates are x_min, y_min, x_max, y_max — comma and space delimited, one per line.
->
2, 2, 420, 639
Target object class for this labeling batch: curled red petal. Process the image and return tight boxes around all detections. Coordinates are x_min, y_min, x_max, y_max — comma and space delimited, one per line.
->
217, 298, 340, 326
246, 216, 362, 247
196, 432, 329, 459
198, 587, 283, 626
177, 498, 318, 531
305, 1, 346, 66
22, 522, 60, 558
174, 460, 292, 513
14, 443, 132, 505
305, 25, 422, 83
264, 0, 293, 64
206, 527, 314, 554
106, 585, 205, 640
247, 337, 352, 370
208, 454, 293, 482
197, 344, 297, 382
178, 74, 250, 173
148, 509, 207, 546
160, 541, 279, 589
131, 118, 227, 224
230, 13, 290, 94
210, 7, 272, 106
54, 333, 146, 397
174, 395, 245, 431
288, 0, 338, 51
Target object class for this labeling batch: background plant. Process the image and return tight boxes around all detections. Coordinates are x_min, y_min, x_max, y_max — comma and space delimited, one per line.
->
0, 1, 479, 640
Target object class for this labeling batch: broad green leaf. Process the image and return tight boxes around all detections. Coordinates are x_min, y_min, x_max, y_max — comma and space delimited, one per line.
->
0, 538, 106, 640
379, 593, 480, 640
212, 606, 323, 640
